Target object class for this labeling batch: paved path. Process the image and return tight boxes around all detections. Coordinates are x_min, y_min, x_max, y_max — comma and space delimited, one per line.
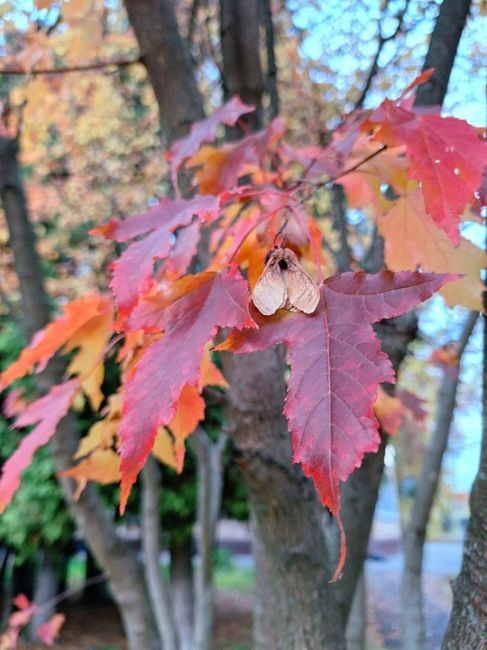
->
367, 541, 462, 649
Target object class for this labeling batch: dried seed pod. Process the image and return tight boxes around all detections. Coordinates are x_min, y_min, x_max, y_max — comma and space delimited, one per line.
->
252, 247, 320, 315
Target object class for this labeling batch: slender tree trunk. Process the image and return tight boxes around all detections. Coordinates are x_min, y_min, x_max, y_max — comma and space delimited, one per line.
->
29, 548, 65, 635
142, 457, 179, 650
170, 537, 195, 650
0, 136, 160, 650
191, 427, 228, 650
402, 311, 478, 650
442, 295, 487, 646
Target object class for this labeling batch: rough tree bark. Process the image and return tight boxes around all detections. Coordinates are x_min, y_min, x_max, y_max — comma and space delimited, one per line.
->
224, 349, 346, 649
345, 568, 367, 650
402, 311, 478, 650
124, 0, 204, 141
0, 136, 160, 650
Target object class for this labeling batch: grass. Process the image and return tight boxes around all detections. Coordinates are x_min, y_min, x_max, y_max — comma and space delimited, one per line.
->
214, 565, 254, 592
68, 553, 254, 593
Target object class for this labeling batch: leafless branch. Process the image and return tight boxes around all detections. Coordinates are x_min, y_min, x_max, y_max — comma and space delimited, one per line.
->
0, 57, 141, 76
353, 0, 411, 110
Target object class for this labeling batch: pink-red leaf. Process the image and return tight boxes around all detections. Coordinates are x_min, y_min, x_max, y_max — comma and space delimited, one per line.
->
372, 102, 487, 243
118, 268, 254, 512
218, 271, 454, 576
166, 97, 254, 178
36, 613, 65, 645
93, 195, 220, 313
0, 380, 79, 513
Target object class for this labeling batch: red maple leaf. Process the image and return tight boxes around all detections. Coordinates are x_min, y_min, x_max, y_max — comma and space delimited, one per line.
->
118, 267, 255, 512
0, 380, 79, 512
36, 613, 65, 645
371, 101, 487, 243
91, 195, 220, 313
218, 271, 454, 578
166, 96, 254, 179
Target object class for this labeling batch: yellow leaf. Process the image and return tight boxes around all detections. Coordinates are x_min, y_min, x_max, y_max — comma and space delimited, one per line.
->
378, 187, 486, 310
374, 388, 405, 436
169, 385, 205, 472
199, 344, 228, 391
74, 393, 121, 459
59, 449, 120, 499
64, 306, 113, 408
152, 428, 178, 470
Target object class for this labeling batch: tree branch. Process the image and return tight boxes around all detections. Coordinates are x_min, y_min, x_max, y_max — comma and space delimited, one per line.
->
0, 57, 141, 76
353, 0, 411, 110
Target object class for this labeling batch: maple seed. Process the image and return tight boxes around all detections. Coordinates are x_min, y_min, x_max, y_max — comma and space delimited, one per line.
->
252, 247, 320, 316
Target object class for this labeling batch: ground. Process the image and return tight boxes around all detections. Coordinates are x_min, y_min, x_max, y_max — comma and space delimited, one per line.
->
16, 539, 461, 650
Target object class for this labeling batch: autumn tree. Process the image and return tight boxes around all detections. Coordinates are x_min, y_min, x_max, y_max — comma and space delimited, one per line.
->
0, 2, 485, 650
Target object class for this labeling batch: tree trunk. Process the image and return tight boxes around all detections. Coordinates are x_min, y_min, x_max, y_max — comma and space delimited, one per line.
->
142, 456, 178, 650
415, 0, 473, 107
170, 537, 195, 650
220, 0, 265, 131
29, 548, 65, 636
82, 549, 109, 604
124, 0, 204, 141
345, 568, 367, 650
442, 308, 487, 645
224, 349, 346, 649
402, 311, 478, 650
0, 136, 160, 650
191, 427, 228, 650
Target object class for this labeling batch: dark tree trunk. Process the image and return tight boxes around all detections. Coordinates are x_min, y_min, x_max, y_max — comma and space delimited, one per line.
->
0, 136, 160, 650
82, 549, 109, 604
220, 0, 265, 131
124, 0, 204, 141
29, 548, 66, 635
0, 138, 49, 340
170, 537, 195, 650
415, 0, 473, 107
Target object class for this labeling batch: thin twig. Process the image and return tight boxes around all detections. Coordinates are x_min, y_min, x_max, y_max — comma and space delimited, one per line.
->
33, 574, 107, 615
0, 57, 141, 76
353, 0, 411, 110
